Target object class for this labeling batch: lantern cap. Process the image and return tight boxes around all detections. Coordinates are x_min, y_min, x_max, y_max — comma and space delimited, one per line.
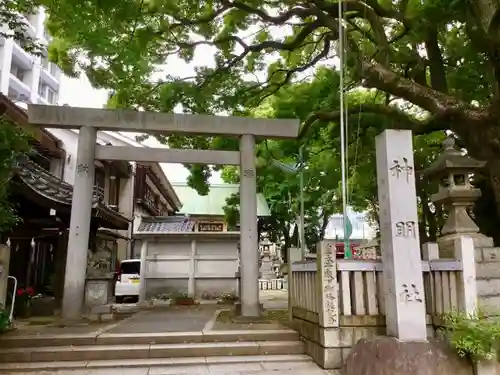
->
423, 136, 486, 178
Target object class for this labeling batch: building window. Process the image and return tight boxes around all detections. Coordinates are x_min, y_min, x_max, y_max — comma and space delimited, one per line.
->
49, 63, 58, 77
95, 168, 105, 191
47, 88, 57, 104
42, 56, 50, 70
108, 176, 120, 208
38, 82, 46, 96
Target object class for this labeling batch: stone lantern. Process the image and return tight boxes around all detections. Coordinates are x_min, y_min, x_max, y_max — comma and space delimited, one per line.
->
424, 137, 492, 254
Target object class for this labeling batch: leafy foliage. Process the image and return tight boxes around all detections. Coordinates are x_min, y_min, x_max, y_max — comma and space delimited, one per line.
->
0, 116, 30, 231
39, 0, 500, 234
1, 0, 45, 54
441, 311, 500, 361
0, 306, 11, 333
216, 69, 446, 249
41, 0, 500, 130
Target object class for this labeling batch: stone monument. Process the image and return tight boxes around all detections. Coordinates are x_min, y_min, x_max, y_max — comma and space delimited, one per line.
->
375, 129, 427, 341
85, 244, 114, 309
259, 240, 275, 280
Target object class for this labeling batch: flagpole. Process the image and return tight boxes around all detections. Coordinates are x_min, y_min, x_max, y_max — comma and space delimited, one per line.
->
338, 0, 351, 259
299, 145, 305, 259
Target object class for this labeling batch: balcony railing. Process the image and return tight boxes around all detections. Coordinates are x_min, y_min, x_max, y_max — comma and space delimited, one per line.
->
11, 41, 34, 70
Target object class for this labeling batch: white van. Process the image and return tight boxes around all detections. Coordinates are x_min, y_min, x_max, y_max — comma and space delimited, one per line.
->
114, 259, 141, 303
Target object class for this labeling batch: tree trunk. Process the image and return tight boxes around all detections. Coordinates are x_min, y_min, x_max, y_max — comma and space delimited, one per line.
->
456, 120, 500, 216
319, 210, 330, 241
448, 119, 500, 245
487, 159, 500, 216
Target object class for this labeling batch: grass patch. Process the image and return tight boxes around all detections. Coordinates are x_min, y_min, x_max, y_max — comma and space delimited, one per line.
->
266, 309, 289, 324
216, 309, 289, 326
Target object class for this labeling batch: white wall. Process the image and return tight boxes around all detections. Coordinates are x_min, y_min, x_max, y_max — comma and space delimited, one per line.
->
135, 237, 240, 298
0, 7, 61, 104
46, 129, 80, 184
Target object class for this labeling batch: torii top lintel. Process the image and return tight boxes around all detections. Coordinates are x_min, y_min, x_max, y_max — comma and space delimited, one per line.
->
28, 105, 299, 139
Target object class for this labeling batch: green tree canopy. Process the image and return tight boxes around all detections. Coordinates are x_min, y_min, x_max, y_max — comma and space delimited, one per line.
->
2, 0, 45, 53
0, 115, 30, 231
216, 68, 446, 250
42, 0, 500, 213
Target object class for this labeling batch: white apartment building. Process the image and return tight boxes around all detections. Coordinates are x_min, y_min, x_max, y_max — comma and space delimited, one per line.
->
0, 8, 60, 105
325, 206, 376, 241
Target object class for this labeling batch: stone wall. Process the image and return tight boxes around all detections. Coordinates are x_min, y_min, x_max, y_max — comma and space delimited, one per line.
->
292, 308, 437, 368
475, 246, 500, 314
290, 237, 476, 370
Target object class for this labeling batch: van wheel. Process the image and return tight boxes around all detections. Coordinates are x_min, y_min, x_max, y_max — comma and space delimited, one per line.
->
115, 296, 124, 304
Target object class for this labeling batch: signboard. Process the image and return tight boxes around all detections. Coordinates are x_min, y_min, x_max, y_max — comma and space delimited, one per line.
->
198, 222, 224, 232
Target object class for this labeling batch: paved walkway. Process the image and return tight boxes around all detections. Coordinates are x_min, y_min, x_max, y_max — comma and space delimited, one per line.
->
107, 306, 218, 334
260, 290, 288, 310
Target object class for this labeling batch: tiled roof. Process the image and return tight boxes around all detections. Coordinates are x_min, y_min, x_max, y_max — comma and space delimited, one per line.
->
172, 183, 271, 216
15, 159, 130, 230
137, 216, 195, 233
17, 159, 103, 205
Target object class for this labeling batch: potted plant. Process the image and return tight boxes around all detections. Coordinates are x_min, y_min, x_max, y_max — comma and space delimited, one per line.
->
14, 287, 35, 318
217, 293, 238, 305
172, 291, 195, 306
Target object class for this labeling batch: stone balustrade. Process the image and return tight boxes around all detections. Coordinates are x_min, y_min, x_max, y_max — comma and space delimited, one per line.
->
289, 237, 477, 369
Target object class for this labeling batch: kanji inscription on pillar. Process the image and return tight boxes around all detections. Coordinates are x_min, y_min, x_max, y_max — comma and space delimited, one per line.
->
77, 163, 89, 176
243, 168, 255, 178
318, 241, 339, 328
376, 129, 427, 341
389, 157, 413, 182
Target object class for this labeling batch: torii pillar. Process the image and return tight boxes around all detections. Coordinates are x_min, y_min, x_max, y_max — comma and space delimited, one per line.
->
27, 104, 299, 321
239, 134, 260, 317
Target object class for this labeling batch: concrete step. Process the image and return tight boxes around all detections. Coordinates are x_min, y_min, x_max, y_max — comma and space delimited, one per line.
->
0, 340, 305, 363
0, 329, 299, 348
0, 354, 314, 373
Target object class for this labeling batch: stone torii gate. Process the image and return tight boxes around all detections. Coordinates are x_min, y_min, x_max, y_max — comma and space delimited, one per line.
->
28, 105, 299, 321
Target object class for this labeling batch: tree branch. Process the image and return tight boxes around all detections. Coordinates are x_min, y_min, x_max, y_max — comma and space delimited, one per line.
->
298, 102, 445, 139
360, 60, 471, 116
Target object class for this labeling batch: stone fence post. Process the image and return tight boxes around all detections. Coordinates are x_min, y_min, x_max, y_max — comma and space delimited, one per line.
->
454, 236, 477, 315
317, 240, 339, 328
313, 240, 340, 368
0, 244, 10, 308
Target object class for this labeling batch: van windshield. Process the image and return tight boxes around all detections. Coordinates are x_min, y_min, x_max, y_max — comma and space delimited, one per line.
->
120, 261, 140, 275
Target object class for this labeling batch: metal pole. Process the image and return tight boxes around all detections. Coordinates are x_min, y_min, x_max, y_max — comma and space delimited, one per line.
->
299, 146, 305, 259
7, 276, 17, 323
338, 0, 351, 259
